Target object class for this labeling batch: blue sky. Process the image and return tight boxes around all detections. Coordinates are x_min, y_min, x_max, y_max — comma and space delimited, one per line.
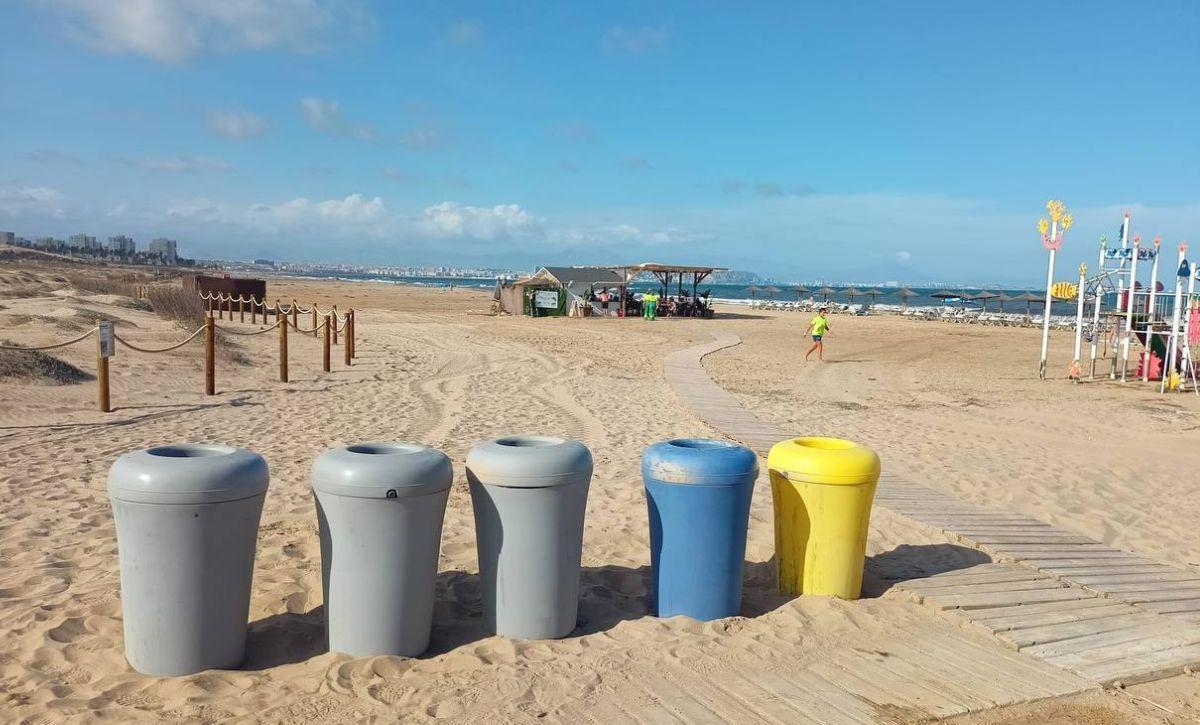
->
1, 1, 1197, 283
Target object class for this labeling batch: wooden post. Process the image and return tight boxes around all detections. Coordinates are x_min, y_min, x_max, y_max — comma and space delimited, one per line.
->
204, 294, 211, 316
344, 317, 351, 366
204, 315, 215, 395
279, 311, 288, 382
275, 300, 282, 327
312, 306, 318, 337
239, 296, 245, 322
348, 309, 356, 358
97, 321, 110, 413
323, 314, 331, 372
251, 296, 257, 325
291, 302, 298, 332
331, 305, 339, 345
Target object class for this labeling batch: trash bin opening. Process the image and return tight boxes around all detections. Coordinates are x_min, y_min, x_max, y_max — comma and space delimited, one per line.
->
494, 435, 565, 448
346, 442, 425, 455
146, 444, 236, 458
666, 439, 737, 450
791, 437, 857, 451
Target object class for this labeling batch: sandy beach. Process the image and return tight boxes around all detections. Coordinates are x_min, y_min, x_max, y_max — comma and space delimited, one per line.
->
2, 266, 1200, 723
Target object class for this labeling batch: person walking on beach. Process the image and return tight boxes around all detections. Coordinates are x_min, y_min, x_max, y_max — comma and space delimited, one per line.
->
805, 308, 830, 361
599, 288, 611, 316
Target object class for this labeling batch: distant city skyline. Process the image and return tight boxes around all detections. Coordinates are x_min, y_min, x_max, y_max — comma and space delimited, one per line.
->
2, 2, 1197, 285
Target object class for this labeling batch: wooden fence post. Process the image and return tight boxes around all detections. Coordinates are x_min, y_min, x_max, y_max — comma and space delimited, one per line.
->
239, 296, 245, 323
323, 314, 331, 372
204, 294, 211, 316
291, 302, 298, 332
348, 309, 356, 359
205, 315, 215, 395
97, 320, 110, 413
275, 300, 282, 327
250, 296, 257, 325
344, 317, 351, 366
331, 305, 339, 345
279, 312, 289, 382
311, 306, 318, 338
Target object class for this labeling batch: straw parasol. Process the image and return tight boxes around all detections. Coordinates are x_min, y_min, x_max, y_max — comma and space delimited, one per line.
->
1014, 291, 1046, 316
892, 287, 919, 310
746, 284, 759, 299
861, 288, 886, 305
842, 287, 864, 303
761, 285, 782, 299
792, 285, 810, 300
995, 291, 1013, 312
971, 290, 1000, 311
814, 286, 837, 301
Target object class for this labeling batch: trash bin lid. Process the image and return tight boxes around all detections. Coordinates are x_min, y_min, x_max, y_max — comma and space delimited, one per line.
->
465, 436, 593, 488
107, 444, 269, 505
642, 439, 758, 486
312, 442, 453, 499
767, 437, 880, 485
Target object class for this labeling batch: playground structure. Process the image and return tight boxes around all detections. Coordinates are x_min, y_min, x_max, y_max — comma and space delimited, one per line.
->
1041, 203, 1199, 393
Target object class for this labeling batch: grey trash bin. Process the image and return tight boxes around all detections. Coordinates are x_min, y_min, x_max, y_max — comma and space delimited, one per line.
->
466, 436, 592, 639
312, 442, 452, 657
108, 444, 268, 676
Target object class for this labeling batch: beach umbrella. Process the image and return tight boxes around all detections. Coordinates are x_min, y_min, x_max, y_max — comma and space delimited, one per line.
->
971, 290, 1000, 311
814, 286, 837, 301
861, 288, 885, 305
761, 285, 782, 299
1015, 291, 1046, 316
792, 285, 810, 300
892, 287, 919, 310
842, 287, 864, 303
747, 284, 759, 299
995, 291, 1013, 312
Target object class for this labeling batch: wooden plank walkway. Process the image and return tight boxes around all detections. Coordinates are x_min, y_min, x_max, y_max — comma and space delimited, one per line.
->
664, 330, 1200, 688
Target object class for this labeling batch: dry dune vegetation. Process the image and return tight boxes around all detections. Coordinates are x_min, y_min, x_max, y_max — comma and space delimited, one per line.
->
0, 259, 1198, 723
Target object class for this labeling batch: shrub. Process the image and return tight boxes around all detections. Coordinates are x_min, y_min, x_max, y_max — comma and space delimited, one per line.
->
0, 341, 94, 385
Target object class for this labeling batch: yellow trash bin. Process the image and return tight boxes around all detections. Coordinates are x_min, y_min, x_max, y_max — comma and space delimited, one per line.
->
768, 437, 880, 599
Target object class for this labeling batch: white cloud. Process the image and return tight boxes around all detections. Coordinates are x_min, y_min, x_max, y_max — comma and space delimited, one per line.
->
447, 19, 483, 46
206, 109, 267, 138
0, 186, 65, 218
402, 123, 445, 149
422, 202, 538, 240
603, 25, 668, 54
125, 155, 231, 173
38, 0, 373, 64
300, 96, 379, 141
895, 251, 912, 263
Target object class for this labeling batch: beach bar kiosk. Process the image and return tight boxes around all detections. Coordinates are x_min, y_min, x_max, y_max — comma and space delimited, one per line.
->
108, 444, 269, 676
466, 436, 593, 639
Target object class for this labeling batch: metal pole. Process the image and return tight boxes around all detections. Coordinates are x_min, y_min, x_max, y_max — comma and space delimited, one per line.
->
1184, 264, 1199, 395
1112, 213, 1130, 378
1071, 263, 1087, 378
1162, 244, 1186, 393
1121, 236, 1141, 382
1143, 238, 1162, 382
1088, 239, 1106, 378
1038, 219, 1058, 380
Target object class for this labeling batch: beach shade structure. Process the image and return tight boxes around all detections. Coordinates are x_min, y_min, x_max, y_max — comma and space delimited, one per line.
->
814, 286, 838, 301
1015, 291, 1047, 316
892, 287, 919, 310
642, 439, 758, 620
995, 291, 1013, 312
108, 444, 269, 676
761, 285, 782, 299
861, 288, 886, 305
467, 436, 593, 639
971, 290, 1000, 311
312, 442, 452, 657
841, 287, 864, 303
768, 437, 881, 599
792, 285, 810, 300
746, 284, 760, 299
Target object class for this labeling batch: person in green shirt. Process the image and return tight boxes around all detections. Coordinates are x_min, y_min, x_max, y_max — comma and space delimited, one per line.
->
805, 308, 830, 361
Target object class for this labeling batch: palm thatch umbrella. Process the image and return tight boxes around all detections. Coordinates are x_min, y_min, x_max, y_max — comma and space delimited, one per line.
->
761, 285, 782, 299
893, 287, 919, 310
1014, 291, 1046, 316
861, 288, 886, 305
842, 287, 864, 304
746, 284, 759, 299
971, 290, 1000, 311
792, 285, 810, 300
814, 286, 837, 301
995, 291, 1013, 312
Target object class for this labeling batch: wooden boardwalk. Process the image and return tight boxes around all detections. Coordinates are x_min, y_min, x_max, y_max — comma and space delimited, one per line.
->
663, 331, 1200, 689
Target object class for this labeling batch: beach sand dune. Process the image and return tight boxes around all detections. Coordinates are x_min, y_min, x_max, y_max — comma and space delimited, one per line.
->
0, 274, 1197, 722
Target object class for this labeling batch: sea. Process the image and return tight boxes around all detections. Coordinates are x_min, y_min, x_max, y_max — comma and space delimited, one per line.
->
288, 270, 1081, 316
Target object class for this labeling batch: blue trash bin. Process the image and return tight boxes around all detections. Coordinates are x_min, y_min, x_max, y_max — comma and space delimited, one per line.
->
642, 439, 759, 620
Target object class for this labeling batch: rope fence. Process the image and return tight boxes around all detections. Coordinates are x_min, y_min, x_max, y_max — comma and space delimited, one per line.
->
4, 291, 358, 412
